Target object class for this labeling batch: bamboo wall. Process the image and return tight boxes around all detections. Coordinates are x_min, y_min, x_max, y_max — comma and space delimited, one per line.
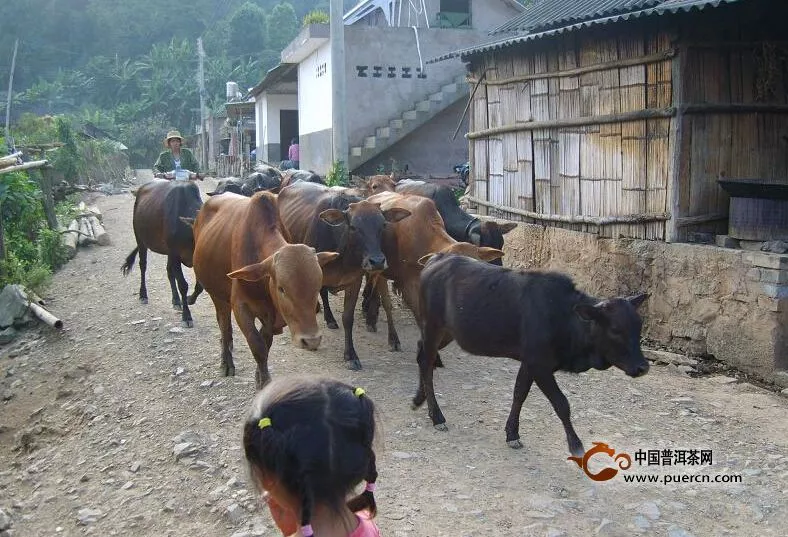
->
674, 5, 788, 240
467, 0, 788, 242
469, 22, 674, 239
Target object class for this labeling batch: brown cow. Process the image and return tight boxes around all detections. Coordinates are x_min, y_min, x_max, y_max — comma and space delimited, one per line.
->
278, 182, 410, 370
191, 191, 339, 387
363, 191, 503, 348
121, 179, 203, 327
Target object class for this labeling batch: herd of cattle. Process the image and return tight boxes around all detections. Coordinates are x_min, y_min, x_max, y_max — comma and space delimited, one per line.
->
121, 165, 650, 456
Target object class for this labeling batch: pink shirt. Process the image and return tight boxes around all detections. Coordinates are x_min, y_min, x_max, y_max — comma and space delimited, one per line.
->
349, 511, 380, 537
288, 143, 300, 161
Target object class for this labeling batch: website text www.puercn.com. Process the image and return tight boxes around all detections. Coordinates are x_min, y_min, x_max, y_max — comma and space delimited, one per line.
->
622, 473, 743, 484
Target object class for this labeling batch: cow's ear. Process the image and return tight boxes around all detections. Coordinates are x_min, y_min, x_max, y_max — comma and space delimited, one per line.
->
179, 216, 195, 228
626, 292, 649, 309
477, 247, 504, 262
574, 303, 604, 323
418, 253, 438, 266
383, 207, 411, 223
498, 222, 518, 235
319, 208, 347, 226
316, 251, 340, 267
227, 256, 275, 282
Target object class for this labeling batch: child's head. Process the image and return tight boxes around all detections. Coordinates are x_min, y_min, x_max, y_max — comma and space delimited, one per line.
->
243, 376, 378, 535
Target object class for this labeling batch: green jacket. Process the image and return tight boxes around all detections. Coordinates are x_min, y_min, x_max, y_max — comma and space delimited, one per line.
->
153, 148, 200, 174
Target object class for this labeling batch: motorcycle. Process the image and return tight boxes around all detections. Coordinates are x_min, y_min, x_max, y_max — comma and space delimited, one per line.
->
454, 162, 470, 187
154, 168, 203, 181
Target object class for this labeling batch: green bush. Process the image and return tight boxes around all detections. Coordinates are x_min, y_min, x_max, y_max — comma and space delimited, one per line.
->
38, 227, 70, 271
303, 10, 329, 25
0, 253, 52, 295
326, 160, 349, 187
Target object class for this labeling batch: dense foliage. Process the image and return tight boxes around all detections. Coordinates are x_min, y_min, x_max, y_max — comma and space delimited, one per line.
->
0, 0, 356, 166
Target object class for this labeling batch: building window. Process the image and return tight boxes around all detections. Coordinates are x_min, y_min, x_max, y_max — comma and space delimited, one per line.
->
437, 0, 471, 28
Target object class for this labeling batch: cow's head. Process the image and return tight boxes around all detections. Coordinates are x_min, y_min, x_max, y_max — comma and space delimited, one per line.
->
433, 242, 504, 264
364, 174, 397, 197
227, 245, 339, 350
468, 220, 517, 266
320, 200, 410, 272
574, 293, 650, 378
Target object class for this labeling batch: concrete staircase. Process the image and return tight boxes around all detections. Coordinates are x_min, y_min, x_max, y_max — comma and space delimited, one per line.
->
347, 74, 468, 172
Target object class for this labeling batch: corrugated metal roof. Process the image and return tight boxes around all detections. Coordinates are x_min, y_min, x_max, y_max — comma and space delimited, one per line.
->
428, 0, 741, 64
491, 0, 661, 35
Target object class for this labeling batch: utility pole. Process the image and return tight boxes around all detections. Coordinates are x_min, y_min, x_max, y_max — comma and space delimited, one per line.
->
5, 39, 19, 148
330, 0, 347, 176
197, 38, 208, 171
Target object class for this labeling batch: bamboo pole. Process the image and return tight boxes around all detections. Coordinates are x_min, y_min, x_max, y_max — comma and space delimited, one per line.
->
0, 152, 21, 168
467, 108, 676, 139
453, 71, 486, 141
87, 215, 110, 246
0, 160, 48, 175
468, 50, 676, 85
29, 301, 63, 329
464, 195, 671, 225
61, 220, 79, 258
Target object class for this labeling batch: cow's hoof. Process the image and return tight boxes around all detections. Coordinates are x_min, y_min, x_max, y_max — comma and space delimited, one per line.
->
222, 366, 236, 377
411, 396, 425, 409
187, 296, 198, 305
139, 297, 148, 305
389, 339, 401, 352
182, 319, 194, 328
345, 359, 362, 371
327, 320, 339, 330
173, 303, 182, 312
365, 323, 377, 333
507, 439, 524, 449
569, 442, 585, 458
434, 423, 448, 432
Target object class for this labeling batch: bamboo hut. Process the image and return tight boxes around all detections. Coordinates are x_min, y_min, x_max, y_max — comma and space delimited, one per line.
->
432, 0, 788, 241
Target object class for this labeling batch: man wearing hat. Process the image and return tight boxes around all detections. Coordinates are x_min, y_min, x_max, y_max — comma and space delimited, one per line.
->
154, 130, 201, 180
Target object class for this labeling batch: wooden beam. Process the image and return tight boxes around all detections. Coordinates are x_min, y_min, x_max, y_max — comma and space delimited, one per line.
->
465, 195, 671, 226
467, 49, 676, 86
682, 103, 788, 114
674, 213, 728, 227
0, 160, 49, 175
466, 108, 676, 139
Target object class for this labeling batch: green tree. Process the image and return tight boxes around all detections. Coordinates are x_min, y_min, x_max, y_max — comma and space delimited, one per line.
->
227, 2, 269, 60
267, 3, 299, 52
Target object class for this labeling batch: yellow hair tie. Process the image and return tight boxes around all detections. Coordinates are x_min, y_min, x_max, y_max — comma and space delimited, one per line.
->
354, 387, 365, 397
258, 417, 272, 429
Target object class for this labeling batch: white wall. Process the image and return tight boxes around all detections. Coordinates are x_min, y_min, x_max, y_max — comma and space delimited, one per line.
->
255, 97, 266, 154
266, 94, 298, 145
298, 42, 332, 135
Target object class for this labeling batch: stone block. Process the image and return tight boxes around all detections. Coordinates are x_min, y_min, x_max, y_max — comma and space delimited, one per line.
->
715, 235, 740, 249
758, 268, 788, 285
761, 284, 788, 299
745, 252, 788, 270
756, 296, 787, 312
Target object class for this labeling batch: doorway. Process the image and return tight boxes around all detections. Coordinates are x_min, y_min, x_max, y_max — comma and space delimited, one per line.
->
279, 110, 299, 161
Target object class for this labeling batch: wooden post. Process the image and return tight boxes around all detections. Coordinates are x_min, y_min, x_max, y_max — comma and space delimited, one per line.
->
666, 36, 686, 243
38, 167, 58, 230
0, 200, 5, 261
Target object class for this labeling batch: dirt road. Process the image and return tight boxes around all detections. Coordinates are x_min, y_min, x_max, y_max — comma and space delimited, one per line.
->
0, 178, 786, 537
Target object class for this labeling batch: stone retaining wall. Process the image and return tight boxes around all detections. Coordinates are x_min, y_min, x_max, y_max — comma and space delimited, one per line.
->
498, 222, 788, 383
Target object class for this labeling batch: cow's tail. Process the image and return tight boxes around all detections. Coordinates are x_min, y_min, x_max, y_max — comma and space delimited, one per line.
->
121, 247, 138, 276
